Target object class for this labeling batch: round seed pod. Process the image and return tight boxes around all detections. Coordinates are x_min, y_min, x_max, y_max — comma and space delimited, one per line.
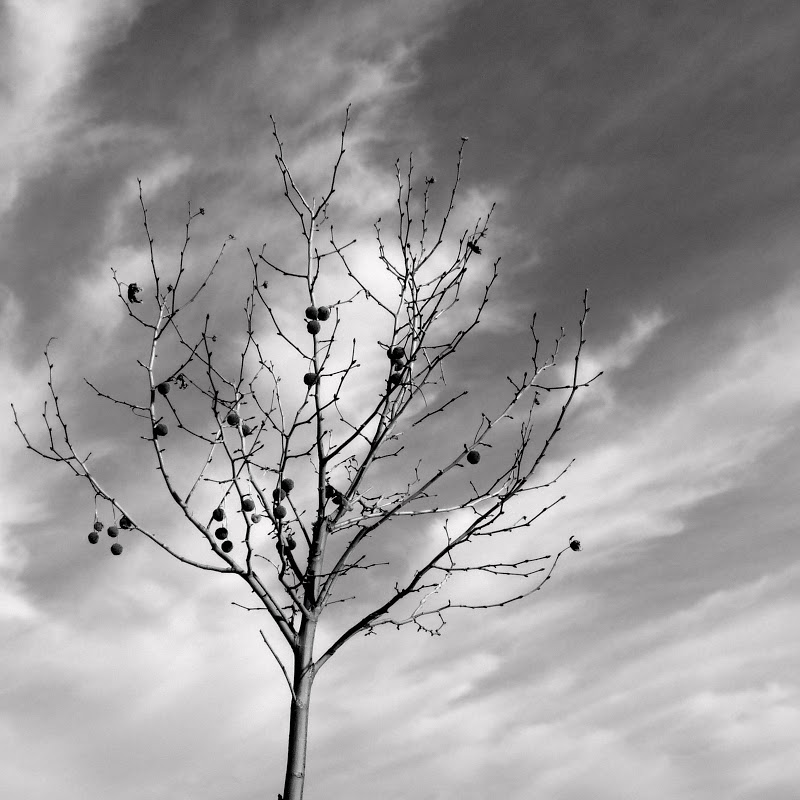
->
317, 306, 331, 321
221, 540, 233, 553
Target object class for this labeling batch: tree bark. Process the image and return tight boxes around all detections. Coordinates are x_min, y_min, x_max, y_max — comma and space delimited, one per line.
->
282, 616, 317, 800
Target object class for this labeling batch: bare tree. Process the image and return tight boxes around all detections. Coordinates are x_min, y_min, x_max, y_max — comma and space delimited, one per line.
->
12, 108, 601, 800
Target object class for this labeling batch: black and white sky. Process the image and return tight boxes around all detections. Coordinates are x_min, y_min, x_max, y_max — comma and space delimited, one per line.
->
2, 2, 799, 799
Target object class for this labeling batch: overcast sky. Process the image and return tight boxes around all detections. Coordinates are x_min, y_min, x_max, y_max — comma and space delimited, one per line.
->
2, 2, 799, 799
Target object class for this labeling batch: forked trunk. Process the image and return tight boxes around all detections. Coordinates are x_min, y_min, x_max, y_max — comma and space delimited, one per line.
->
281, 618, 316, 800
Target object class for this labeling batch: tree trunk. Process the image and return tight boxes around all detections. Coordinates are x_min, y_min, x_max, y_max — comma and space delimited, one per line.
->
281, 617, 317, 800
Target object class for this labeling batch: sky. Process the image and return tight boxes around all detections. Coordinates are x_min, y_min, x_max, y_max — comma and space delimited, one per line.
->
1, 1, 799, 798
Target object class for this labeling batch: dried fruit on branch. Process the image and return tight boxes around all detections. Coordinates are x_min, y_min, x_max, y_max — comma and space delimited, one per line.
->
127, 283, 142, 303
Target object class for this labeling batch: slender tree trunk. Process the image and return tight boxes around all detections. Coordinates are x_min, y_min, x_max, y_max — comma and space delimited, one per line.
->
282, 617, 317, 800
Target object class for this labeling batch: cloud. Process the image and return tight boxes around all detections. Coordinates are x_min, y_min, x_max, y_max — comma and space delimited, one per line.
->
586, 306, 670, 374
0, 286, 52, 623
539, 279, 800, 564
0, 0, 145, 214
301, 563, 800, 799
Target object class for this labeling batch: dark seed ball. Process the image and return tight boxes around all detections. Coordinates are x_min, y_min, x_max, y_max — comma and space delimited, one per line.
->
214, 527, 228, 540
221, 540, 233, 553
316, 306, 331, 321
